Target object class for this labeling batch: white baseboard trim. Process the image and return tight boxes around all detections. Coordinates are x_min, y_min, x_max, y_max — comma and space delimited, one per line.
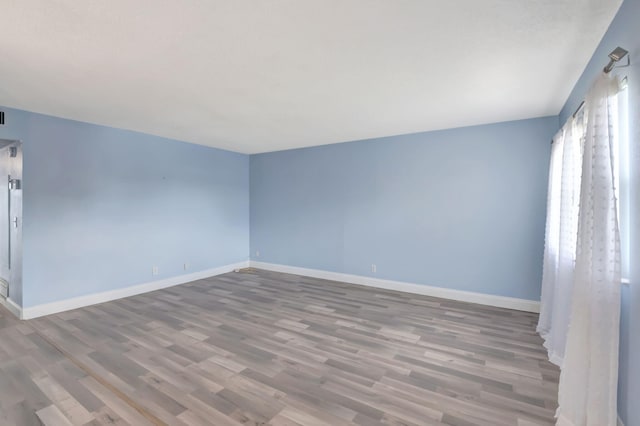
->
0, 297, 23, 319
15, 259, 539, 319
20, 261, 249, 320
250, 261, 540, 313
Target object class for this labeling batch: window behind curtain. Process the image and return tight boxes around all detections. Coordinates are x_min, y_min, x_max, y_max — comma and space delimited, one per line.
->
616, 85, 630, 282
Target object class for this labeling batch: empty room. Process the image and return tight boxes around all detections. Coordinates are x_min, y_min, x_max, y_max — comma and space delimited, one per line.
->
0, 1, 638, 425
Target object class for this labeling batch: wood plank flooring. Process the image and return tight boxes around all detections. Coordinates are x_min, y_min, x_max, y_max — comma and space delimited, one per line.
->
0, 269, 559, 425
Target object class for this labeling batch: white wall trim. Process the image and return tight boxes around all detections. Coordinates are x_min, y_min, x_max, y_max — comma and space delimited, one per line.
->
14, 259, 540, 319
250, 261, 540, 313
20, 261, 249, 320
0, 297, 23, 319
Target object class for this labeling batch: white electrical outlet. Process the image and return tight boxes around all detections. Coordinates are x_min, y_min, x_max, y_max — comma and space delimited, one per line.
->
152, 266, 159, 276
256, 250, 260, 257
184, 263, 189, 271
371, 264, 377, 273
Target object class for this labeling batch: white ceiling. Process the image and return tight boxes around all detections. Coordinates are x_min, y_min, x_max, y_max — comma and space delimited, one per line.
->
0, 1, 622, 154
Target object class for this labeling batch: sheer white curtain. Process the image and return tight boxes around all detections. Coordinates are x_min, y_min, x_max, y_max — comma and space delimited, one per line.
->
538, 119, 583, 365
538, 74, 623, 426
556, 74, 622, 426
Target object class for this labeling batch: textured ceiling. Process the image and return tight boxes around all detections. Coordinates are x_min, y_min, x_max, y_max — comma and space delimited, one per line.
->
0, 0, 623, 153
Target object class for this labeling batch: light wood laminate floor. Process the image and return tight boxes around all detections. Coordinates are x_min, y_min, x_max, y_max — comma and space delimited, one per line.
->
0, 269, 559, 426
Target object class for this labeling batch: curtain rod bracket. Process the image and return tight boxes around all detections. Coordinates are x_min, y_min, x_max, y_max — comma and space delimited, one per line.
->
604, 47, 629, 73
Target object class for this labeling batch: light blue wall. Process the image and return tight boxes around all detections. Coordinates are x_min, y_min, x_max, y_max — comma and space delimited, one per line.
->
0, 106, 249, 308
559, 0, 640, 423
251, 117, 558, 301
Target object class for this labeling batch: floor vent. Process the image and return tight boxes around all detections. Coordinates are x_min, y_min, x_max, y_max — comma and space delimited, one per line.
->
0, 111, 4, 126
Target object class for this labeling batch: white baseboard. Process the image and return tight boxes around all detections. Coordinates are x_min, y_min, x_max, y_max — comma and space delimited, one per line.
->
14, 259, 539, 319
20, 261, 249, 320
0, 297, 23, 319
249, 261, 540, 313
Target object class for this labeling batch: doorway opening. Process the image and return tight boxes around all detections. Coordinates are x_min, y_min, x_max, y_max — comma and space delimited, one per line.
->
0, 139, 22, 302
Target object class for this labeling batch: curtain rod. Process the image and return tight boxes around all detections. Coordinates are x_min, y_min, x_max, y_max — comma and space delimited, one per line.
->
573, 47, 630, 118
572, 100, 586, 119
571, 75, 628, 120
550, 47, 631, 144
